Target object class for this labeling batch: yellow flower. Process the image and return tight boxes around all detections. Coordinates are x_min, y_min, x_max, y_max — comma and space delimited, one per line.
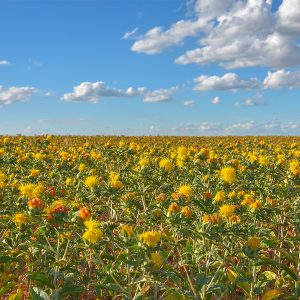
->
84, 219, 101, 230
65, 177, 72, 185
12, 212, 27, 227
246, 236, 260, 250
228, 191, 237, 199
250, 200, 262, 210
220, 167, 236, 184
30, 169, 40, 177
83, 229, 102, 244
78, 163, 85, 172
140, 231, 161, 247
159, 158, 173, 171
120, 224, 134, 237
19, 184, 36, 198
177, 146, 187, 156
176, 158, 185, 168
111, 179, 124, 189
139, 158, 150, 167
178, 185, 193, 199
219, 204, 235, 218
203, 213, 222, 224
290, 160, 300, 175
83, 219, 102, 244
214, 191, 226, 202
155, 193, 166, 202
85, 176, 98, 188
168, 202, 180, 213
150, 252, 163, 269
181, 206, 193, 218
0, 172, 7, 182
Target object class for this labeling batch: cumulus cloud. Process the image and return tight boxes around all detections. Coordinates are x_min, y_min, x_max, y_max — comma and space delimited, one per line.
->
183, 99, 195, 107
0, 60, 10, 65
193, 73, 260, 91
130, 0, 300, 70
61, 81, 145, 103
211, 96, 220, 104
131, 18, 208, 54
122, 27, 139, 40
0, 85, 38, 105
62, 81, 178, 103
143, 86, 178, 103
264, 69, 300, 89
277, 0, 300, 34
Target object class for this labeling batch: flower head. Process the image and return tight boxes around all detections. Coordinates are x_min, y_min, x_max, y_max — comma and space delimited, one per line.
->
178, 185, 193, 199
85, 176, 98, 188
140, 231, 161, 247
159, 158, 173, 171
246, 236, 260, 250
120, 224, 134, 237
12, 212, 27, 227
214, 191, 226, 202
181, 206, 193, 218
219, 204, 235, 218
27, 198, 44, 209
78, 207, 91, 220
220, 167, 236, 184
82, 219, 102, 244
290, 160, 300, 176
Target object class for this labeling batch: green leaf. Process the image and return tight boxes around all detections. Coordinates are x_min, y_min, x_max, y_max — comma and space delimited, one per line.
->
0, 283, 15, 296
56, 285, 85, 298
0, 256, 22, 263
96, 283, 124, 293
28, 272, 55, 289
29, 287, 51, 300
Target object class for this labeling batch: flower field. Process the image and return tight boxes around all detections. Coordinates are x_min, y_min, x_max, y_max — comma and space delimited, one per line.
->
0, 135, 299, 299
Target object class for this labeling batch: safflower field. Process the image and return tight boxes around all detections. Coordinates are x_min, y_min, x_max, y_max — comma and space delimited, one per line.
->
0, 135, 299, 300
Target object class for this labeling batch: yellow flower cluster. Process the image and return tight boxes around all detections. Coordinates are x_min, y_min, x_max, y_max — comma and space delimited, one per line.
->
140, 231, 161, 247
82, 219, 103, 244
220, 167, 236, 184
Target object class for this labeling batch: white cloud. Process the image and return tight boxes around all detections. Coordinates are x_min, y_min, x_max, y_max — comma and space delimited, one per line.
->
130, 0, 300, 70
0, 85, 38, 105
277, 0, 300, 34
0, 60, 10, 65
211, 96, 220, 104
282, 121, 300, 130
149, 125, 161, 134
62, 81, 178, 103
122, 27, 139, 40
42, 91, 53, 97
194, 73, 260, 91
235, 93, 267, 106
143, 86, 178, 103
264, 69, 300, 89
225, 120, 300, 134
61, 81, 143, 103
183, 99, 195, 107
131, 18, 208, 54
226, 120, 257, 132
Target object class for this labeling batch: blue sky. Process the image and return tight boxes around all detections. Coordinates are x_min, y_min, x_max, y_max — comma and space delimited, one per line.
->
0, 0, 299, 135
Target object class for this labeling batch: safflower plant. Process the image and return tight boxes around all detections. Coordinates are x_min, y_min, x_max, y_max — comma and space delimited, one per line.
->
0, 135, 299, 299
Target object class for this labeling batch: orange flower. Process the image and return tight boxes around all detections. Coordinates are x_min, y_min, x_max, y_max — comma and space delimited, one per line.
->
27, 198, 44, 209
78, 207, 91, 220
